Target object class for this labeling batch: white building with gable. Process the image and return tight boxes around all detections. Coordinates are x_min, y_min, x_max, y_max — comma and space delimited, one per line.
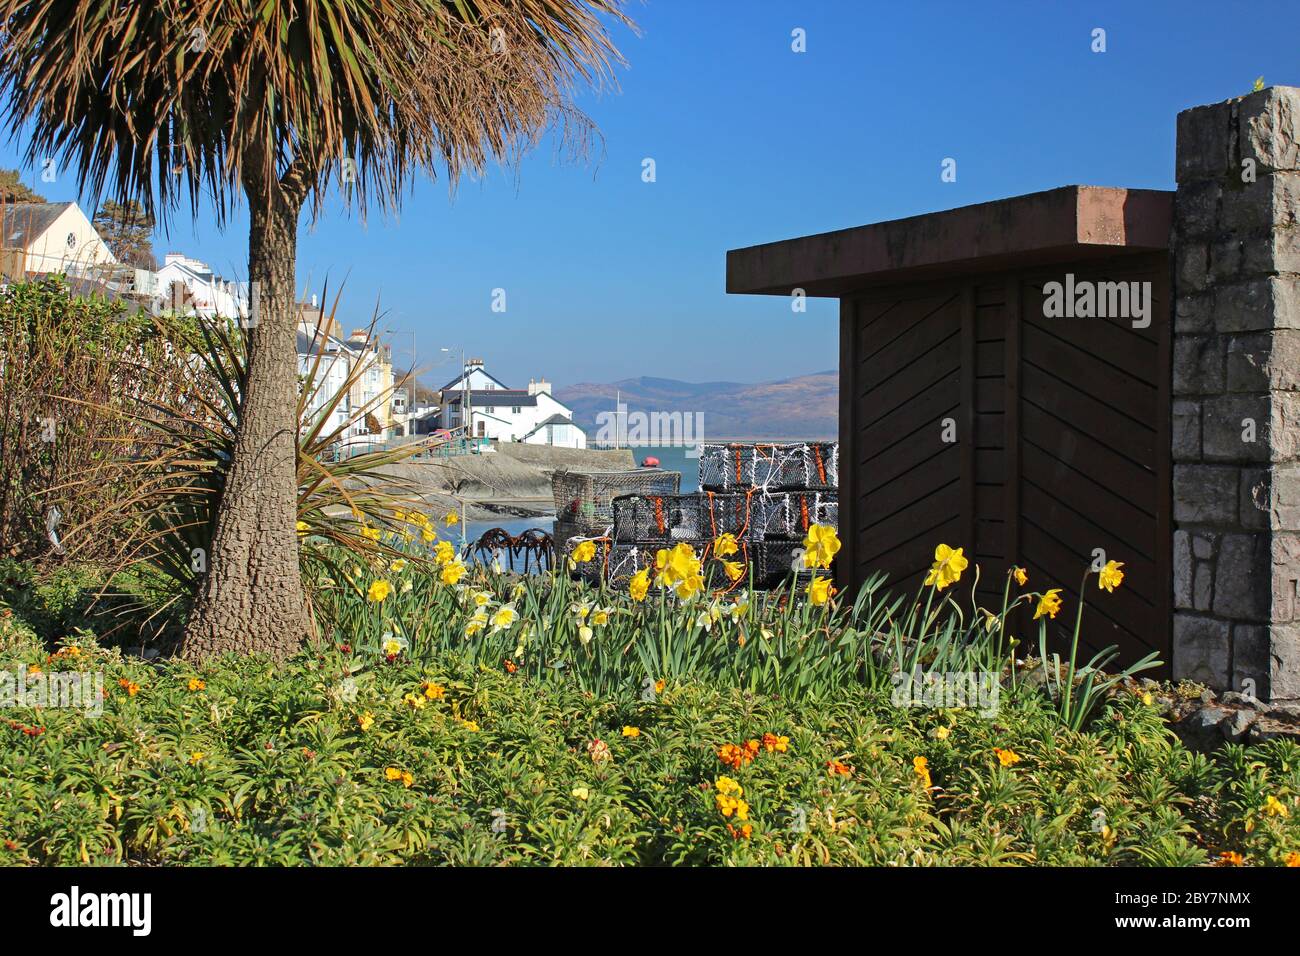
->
437, 359, 586, 448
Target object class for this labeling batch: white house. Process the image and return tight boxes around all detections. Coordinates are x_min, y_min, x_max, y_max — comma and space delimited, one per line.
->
437, 361, 586, 448
154, 252, 248, 320
296, 323, 354, 438
0, 202, 119, 281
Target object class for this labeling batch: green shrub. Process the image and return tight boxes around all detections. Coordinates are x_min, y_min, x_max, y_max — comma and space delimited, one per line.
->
1, 629, 1296, 867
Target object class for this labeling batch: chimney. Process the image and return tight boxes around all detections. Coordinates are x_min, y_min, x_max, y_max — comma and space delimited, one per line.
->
528, 377, 551, 396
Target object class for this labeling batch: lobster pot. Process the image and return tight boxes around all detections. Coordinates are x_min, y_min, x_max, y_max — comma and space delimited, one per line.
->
698, 442, 838, 492
552, 468, 682, 534
751, 537, 821, 589
597, 540, 747, 590
611, 491, 759, 543
749, 490, 839, 539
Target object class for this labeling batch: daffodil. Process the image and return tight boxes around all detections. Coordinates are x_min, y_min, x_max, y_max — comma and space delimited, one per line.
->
439, 559, 467, 586
295, 520, 309, 534
367, 579, 392, 603
1034, 589, 1063, 620
1098, 559, 1125, 593
490, 604, 518, 632
590, 607, 611, 627
802, 524, 841, 570
722, 559, 745, 583
572, 540, 597, 564
444, 511, 459, 527
807, 575, 832, 606
1012, 566, 1028, 586
923, 543, 968, 591
433, 540, 456, 565
389, 559, 407, 573
714, 533, 739, 558
629, 568, 650, 602
360, 526, 381, 542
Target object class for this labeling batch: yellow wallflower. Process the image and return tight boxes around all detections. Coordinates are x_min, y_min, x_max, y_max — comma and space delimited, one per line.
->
403, 692, 426, 710
622, 726, 641, 737
913, 756, 932, 788
188, 752, 204, 765
802, 524, 842, 570
1263, 795, 1290, 818
367, 579, 392, 603
1097, 559, 1125, 593
187, 677, 205, 692
422, 682, 446, 700
923, 544, 968, 591
1034, 588, 1063, 620
629, 568, 650, 602
714, 776, 743, 797
993, 747, 1022, 767
714, 533, 739, 558
357, 711, 375, 731
807, 575, 832, 606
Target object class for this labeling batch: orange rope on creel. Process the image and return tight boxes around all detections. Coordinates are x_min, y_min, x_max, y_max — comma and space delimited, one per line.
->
800, 495, 810, 531
706, 490, 718, 538
734, 445, 743, 484
652, 496, 666, 535
813, 444, 826, 485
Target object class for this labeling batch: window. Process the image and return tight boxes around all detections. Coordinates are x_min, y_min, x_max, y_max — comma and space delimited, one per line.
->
511, 405, 521, 414
485, 406, 495, 414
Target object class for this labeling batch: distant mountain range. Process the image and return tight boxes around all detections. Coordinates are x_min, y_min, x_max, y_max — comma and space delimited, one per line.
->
555, 371, 838, 441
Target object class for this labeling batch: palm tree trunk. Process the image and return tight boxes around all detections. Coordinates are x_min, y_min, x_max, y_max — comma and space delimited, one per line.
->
179, 168, 308, 660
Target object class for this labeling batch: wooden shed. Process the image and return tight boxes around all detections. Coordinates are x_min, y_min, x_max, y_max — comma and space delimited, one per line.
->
727, 186, 1174, 669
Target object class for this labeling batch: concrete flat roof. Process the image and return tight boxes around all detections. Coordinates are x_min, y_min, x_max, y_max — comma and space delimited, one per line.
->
726, 185, 1172, 296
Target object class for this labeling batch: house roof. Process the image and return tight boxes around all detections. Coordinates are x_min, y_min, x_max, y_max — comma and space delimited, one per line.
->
1, 202, 72, 249
532, 413, 582, 430
726, 185, 1173, 296
445, 390, 537, 407
440, 367, 511, 391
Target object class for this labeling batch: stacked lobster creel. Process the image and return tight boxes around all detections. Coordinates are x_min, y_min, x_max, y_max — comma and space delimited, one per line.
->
564, 442, 838, 591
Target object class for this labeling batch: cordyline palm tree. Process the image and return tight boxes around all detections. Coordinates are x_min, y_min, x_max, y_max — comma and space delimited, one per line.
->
0, 0, 630, 659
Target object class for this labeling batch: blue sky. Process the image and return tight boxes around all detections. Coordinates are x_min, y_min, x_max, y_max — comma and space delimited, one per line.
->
2, 0, 1292, 388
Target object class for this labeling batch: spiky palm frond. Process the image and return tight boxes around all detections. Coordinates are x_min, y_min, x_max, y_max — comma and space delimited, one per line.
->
0, 0, 632, 222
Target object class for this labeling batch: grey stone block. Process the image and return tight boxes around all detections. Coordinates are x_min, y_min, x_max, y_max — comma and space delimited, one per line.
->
1214, 278, 1299, 333
1270, 391, 1300, 460
1177, 241, 1210, 291
1174, 464, 1239, 524
1172, 613, 1231, 687
1176, 294, 1213, 334
1177, 104, 1232, 184
1270, 623, 1300, 700
1240, 467, 1272, 530
1193, 533, 1218, 559
1270, 462, 1300, 530
1194, 562, 1215, 610
1174, 530, 1193, 609
1238, 87, 1300, 172
1172, 399, 1201, 461
1214, 533, 1272, 620
1173, 335, 1226, 395
1209, 239, 1243, 282
1233, 623, 1272, 698
1270, 532, 1300, 623
1202, 394, 1270, 461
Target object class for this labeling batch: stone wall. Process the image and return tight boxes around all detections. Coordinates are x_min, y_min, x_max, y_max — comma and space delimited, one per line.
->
1172, 86, 1300, 701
